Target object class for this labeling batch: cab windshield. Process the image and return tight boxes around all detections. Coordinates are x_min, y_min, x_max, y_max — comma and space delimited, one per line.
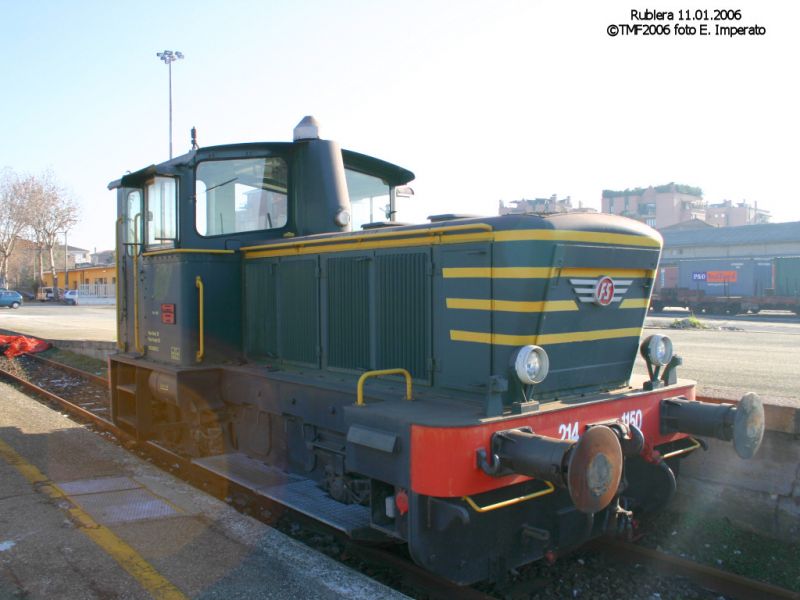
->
195, 157, 288, 236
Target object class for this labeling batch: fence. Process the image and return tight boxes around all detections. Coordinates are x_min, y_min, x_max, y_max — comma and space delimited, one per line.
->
77, 283, 115, 298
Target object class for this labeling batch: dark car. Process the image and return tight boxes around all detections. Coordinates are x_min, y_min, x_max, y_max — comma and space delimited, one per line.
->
0, 290, 23, 309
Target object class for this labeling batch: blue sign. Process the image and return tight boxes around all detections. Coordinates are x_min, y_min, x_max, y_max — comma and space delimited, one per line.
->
692, 272, 707, 281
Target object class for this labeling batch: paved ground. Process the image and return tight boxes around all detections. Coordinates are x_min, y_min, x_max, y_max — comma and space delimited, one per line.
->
0, 303, 116, 342
640, 313, 800, 405
0, 381, 407, 600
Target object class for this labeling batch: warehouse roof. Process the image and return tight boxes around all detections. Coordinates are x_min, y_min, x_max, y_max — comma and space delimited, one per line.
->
662, 221, 800, 248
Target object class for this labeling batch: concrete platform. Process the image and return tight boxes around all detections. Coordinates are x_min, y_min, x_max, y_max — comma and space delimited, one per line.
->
0, 381, 407, 600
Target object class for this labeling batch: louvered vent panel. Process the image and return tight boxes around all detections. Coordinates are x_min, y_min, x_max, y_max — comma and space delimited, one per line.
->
244, 260, 277, 356
327, 257, 371, 370
377, 253, 428, 379
278, 259, 319, 364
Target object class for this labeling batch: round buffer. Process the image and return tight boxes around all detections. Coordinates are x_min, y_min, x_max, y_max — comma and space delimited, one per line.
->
567, 425, 624, 514
733, 392, 764, 459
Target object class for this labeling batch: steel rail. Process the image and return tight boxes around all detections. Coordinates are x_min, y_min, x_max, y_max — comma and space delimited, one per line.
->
4, 356, 793, 599
28, 353, 109, 387
0, 358, 496, 599
590, 538, 800, 600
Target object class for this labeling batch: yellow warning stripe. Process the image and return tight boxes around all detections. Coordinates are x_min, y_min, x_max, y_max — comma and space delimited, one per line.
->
449, 327, 643, 346
619, 298, 650, 309
245, 231, 492, 258
243, 228, 660, 259
446, 298, 580, 312
442, 267, 655, 279
0, 438, 187, 600
446, 297, 649, 312
493, 229, 661, 248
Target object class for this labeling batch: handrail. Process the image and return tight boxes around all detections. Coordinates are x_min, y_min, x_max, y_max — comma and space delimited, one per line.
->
195, 276, 204, 362
462, 481, 555, 513
142, 248, 236, 257
132, 213, 143, 353
242, 223, 494, 253
356, 368, 413, 406
115, 218, 124, 350
660, 437, 702, 460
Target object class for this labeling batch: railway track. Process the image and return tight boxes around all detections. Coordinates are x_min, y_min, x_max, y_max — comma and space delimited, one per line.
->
0, 353, 489, 600
0, 352, 797, 600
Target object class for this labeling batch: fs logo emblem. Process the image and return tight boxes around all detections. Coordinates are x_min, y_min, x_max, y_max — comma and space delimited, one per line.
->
569, 276, 632, 306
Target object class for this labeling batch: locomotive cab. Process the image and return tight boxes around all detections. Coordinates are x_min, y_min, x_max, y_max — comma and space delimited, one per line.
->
109, 117, 764, 585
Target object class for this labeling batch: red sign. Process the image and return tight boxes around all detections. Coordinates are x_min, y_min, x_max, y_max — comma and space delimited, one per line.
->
707, 270, 737, 283
161, 303, 175, 324
594, 276, 616, 306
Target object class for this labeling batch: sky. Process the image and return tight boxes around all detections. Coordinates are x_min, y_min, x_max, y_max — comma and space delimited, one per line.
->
1, 0, 798, 252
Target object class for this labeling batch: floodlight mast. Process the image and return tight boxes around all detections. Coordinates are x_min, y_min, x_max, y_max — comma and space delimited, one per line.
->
156, 50, 184, 159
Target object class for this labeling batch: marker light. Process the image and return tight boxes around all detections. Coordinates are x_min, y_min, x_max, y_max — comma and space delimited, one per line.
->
640, 335, 674, 367
514, 345, 549, 385
334, 209, 351, 227
293, 115, 321, 141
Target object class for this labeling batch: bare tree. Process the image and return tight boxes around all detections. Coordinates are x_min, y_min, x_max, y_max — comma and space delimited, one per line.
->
0, 168, 32, 287
22, 171, 79, 300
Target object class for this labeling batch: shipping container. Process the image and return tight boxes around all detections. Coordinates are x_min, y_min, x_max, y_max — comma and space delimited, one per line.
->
774, 257, 800, 297
675, 257, 773, 298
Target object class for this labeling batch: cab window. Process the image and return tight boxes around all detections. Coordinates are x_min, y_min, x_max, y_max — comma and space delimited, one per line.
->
146, 177, 178, 248
345, 169, 390, 231
125, 190, 142, 256
195, 157, 288, 236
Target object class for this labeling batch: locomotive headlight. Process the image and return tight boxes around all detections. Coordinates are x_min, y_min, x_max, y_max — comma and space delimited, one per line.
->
640, 334, 674, 367
514, 345, 549, 385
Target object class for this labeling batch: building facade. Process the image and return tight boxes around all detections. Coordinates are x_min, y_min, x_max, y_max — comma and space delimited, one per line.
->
705, 200, 770, 227
601, 183, 705, 229
42, 264, 116, 297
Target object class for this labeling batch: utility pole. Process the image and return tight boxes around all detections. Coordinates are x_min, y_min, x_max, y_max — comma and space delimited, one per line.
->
156, 50, 184, 159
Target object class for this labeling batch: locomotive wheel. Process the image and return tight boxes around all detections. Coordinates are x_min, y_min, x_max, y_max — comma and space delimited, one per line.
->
567, 425, 624, 514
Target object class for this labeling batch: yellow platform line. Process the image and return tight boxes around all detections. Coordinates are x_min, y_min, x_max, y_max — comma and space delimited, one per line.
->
449, 327, 643, 346
0, 438, 187, 600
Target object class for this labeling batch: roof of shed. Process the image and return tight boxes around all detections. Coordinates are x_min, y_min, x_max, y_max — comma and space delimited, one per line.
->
662, 221, 800, 248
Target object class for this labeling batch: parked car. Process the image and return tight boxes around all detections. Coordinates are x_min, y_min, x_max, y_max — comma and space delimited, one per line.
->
0, 290, 23, 309
62, 290, 79, 305
36, 287, 65, 301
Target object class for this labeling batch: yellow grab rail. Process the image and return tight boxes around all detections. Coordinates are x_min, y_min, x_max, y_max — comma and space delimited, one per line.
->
660, 437, 702, 460
356, 368, 412, 406
195, 276, 205, 362
142, 248, 236, 257
133, 214, 143, 353
115, 218, 124, 350
462, 481, 555, 513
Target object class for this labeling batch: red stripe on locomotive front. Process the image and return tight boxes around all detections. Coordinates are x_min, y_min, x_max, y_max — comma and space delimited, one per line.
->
410, 384, 695, 497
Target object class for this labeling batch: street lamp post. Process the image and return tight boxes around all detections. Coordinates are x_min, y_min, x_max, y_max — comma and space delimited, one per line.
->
156, 50, 184, 159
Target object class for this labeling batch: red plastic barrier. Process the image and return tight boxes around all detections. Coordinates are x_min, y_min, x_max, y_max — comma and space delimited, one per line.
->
0, 335, 51, 358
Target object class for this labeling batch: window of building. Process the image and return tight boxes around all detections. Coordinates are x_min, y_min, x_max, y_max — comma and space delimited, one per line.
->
146, 177, 178, 248
195, 157, 288, 236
